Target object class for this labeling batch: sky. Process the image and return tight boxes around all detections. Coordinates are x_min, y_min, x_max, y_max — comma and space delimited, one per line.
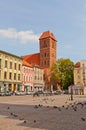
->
0, 0, 86, 63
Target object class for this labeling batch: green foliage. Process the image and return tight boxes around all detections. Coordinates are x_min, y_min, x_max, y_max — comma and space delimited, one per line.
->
50, 58, 74, 90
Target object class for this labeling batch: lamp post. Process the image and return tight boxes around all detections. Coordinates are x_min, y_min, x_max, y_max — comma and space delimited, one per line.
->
70, 85, 73, 101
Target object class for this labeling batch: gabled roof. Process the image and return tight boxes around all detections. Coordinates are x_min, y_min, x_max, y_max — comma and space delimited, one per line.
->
39, 31, 57, 41
22, 53, 40, 66
0, 50, 22, 60
74, 62, 80, 68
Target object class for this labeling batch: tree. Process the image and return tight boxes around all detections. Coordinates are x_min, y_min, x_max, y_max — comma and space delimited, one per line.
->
50, 63, 60, 90
50, 58, 74, 90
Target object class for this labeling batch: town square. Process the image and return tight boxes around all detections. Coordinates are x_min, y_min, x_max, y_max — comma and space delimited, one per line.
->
0, 0, 86, 130
0, 94, 86, 130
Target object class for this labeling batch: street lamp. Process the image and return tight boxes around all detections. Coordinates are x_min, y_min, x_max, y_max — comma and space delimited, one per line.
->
70, 85, 73, 100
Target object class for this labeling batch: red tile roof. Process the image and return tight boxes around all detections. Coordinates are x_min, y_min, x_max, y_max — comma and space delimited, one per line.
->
22, 60, 32, 67
74, 62, 80, 68
39, 31, 57, 41
22, 53, 40, 66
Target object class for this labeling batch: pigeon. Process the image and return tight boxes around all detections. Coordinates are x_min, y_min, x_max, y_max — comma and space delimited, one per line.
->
23, 120, 27, 123
38, 104, 43, 107
34, 120, 36, 123
53, 106, 57, 108
81, 118, 85, 121
10, 112, 13, 115
7, 107, 10, 109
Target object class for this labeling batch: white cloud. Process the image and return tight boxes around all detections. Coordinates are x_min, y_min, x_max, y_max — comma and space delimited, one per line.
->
0, 28, 39, 43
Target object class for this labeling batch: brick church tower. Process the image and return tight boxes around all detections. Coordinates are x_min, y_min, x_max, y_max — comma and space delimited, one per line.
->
39, 31, 57, 68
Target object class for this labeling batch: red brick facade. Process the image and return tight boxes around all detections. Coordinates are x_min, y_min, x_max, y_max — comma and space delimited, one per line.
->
39, 31, 57, 68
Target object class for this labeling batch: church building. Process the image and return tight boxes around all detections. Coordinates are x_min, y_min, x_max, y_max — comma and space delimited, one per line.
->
22, 30, 57, 90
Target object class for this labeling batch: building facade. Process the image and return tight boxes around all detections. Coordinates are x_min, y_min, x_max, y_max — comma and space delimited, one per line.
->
74, 60, 86, 85
22, 60, 34, 92
33, 65, 44, 91
0, 50, 22, 92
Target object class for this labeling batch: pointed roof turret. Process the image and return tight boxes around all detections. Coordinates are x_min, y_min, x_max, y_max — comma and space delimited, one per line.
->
39, 30, 57, 41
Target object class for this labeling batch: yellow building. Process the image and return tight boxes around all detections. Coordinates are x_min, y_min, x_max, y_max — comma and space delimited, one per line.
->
74, 60, 86, 85
0, 50, 22, 92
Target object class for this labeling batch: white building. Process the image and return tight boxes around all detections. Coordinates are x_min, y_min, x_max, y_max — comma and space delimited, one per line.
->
68, 84, 86, 95
33, 65, 44, 91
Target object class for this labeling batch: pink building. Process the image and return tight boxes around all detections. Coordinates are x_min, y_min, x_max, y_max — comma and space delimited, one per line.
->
22, 60, 34, 92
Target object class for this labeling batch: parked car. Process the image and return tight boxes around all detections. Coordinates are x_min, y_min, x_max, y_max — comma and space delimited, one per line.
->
15, 91, 26, 96
43, 90, 52, 96
33, 90, 44, 97
0, 91, 13, 96
5, 91, 13, 96
0, 92, 5, 96
53, 90, 63, 95
26, 91, 34, 95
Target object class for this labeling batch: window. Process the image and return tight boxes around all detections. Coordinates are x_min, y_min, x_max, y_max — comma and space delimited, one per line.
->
9, 72, 12, 79
44, 53, 46, 57
14, 73, 16, 80
5, 60, 8, 68
10, 62, 12, 69
4, 71, 7, 79
82, 70, 85, 74
18, 74, 20, 80
82, 63, 85, 67
31, 77, 32, 81
14, 63, 17, 70
18, 64, 21, 70
52, 42, 55, 48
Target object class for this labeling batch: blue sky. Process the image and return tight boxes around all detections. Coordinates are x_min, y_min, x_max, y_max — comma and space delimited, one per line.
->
0, 0, 86, 63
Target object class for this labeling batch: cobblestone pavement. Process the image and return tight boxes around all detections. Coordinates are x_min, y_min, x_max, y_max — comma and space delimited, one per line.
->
0, 95, 86, 130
